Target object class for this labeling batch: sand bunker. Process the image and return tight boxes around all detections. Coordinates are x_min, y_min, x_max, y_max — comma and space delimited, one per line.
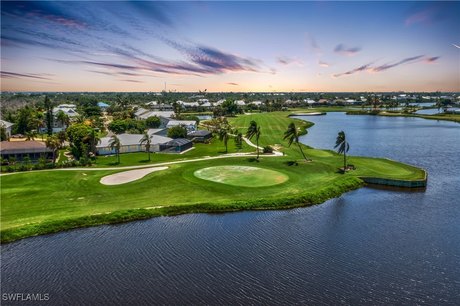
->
194, 166, 288, 187
100, 166, 168, 185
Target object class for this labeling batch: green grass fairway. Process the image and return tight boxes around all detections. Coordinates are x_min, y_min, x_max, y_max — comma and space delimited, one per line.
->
194, 166, 289, 187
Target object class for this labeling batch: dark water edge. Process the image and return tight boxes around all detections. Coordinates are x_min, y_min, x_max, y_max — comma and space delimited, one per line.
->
1, 113, 460, 305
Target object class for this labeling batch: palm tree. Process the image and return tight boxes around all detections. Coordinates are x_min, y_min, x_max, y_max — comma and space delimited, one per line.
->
109, 135, 121, 164
25, 130, 37, 141
84, 129, 100, 156
283, 122, 309, 161
246, 120, 261, 160
140, 132, 153, 161
45, 135, 60, 164
334, 131, 350, 172
56, 110, 70, 128
219, 128, 230, 153
234, 130, 243, 151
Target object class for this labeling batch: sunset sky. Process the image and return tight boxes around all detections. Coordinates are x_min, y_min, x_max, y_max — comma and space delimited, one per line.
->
1, 1, 459, 92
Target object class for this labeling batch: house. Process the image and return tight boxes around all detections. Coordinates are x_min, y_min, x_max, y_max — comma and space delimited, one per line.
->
0, 141, 53, 161
235, 100, 246, 106
187, 130, 212, 143
39, 105, 79, 133
97, 102, 110, 110
250, 101, 263, 106
159, 138, 193, 153
96, 133, 173, 155
0, 120, 14, 138
166, 120, 197, 132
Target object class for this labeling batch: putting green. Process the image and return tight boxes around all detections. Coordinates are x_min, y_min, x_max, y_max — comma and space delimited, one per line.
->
194, 166, 289, 187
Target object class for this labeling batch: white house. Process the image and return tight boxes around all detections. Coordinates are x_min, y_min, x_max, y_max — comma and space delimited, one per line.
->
235, 100, 246, 106
96, 133, 173, 155
250, 101, 263, 106
166, 120, 197, 132
0, 120, 13, 138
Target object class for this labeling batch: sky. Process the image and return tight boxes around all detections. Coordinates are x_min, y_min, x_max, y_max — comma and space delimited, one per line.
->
1, 1, 459, 92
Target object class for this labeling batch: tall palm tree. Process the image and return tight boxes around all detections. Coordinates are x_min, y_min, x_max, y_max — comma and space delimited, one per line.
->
109, 135, 121, 164
246, 120, 261, 160
219, 128, 230, 153
334, 131, 350, 172
140, 132, 153, 161
283, 122, 309, 161
45, 135, 60, 164
234, 130, 243, 151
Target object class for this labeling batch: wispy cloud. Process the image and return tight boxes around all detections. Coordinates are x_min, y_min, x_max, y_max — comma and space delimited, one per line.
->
1, 2, 87, 29
453, 44, 460, 49
1, 71, 54, 80
371, 55, 424, 72
334, 44, 361, 56
318, 60, 330, 67
333, 63, 373, 78
333, 55, 439, 77
227, 82, 239, 86
277, 56, 303, 66
424, 56, 440, 63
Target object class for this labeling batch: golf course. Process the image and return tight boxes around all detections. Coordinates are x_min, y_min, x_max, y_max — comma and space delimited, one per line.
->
0, 112, 426, 243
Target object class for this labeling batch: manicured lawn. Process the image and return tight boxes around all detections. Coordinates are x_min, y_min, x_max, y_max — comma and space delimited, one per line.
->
0, 111, 426, 242
194, 165, 289, 187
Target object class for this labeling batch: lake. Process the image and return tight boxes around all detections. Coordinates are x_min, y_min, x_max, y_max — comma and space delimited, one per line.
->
2, 113, 459, 305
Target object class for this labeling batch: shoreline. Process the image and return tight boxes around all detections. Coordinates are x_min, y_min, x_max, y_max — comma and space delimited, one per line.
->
1, 176, 364, 244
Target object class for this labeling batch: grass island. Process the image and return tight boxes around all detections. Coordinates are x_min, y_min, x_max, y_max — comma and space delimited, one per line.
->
0, 112, 426, 243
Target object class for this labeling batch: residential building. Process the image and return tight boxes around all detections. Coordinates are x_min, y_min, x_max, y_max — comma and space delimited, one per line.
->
0, 120, 14, 138
0, 141, 53, 161
96, 133, 173, 155
166, 120, 197, 132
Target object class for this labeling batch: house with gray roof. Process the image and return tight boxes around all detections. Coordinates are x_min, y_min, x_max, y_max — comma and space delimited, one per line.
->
166, 120, 197, 132
96, 133, 173, 155
0, 141, 53, 161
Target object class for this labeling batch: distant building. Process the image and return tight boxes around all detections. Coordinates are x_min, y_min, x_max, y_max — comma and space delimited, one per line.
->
39, 105, 79, 133
97, 102, 110, 110
0, 141, 53, 161
0, 120, 14, 138
166, 120, 197, 132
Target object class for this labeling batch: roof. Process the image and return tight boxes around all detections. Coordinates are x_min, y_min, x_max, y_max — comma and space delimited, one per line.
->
98, 102, 110, 107
147, 128, 166, 136
0, 120, 14, 129
138, 111, 174, 120
166, 120, 196, 127
97, 133, 172, 148
0, 141, 52, 154
53, 107, 79, 117
163, 138, 192, 146
188, 130, 212, 137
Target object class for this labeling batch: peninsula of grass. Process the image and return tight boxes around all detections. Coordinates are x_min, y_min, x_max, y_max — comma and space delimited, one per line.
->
346, 109, 460, 123
1, 112, 426, 243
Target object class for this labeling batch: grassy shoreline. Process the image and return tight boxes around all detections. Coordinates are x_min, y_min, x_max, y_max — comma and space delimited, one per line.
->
345, 109, 460, 123
1, 112, 426, 243
1, 176, 363, 244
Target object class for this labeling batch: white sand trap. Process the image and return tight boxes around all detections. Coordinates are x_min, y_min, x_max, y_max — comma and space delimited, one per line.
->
100, 166, 168, 185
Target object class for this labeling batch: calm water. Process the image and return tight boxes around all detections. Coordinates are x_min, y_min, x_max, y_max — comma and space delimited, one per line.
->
2, 113, 460, 305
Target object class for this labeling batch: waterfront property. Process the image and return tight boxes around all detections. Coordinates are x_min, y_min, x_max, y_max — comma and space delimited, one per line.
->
0, 140, 53, 161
